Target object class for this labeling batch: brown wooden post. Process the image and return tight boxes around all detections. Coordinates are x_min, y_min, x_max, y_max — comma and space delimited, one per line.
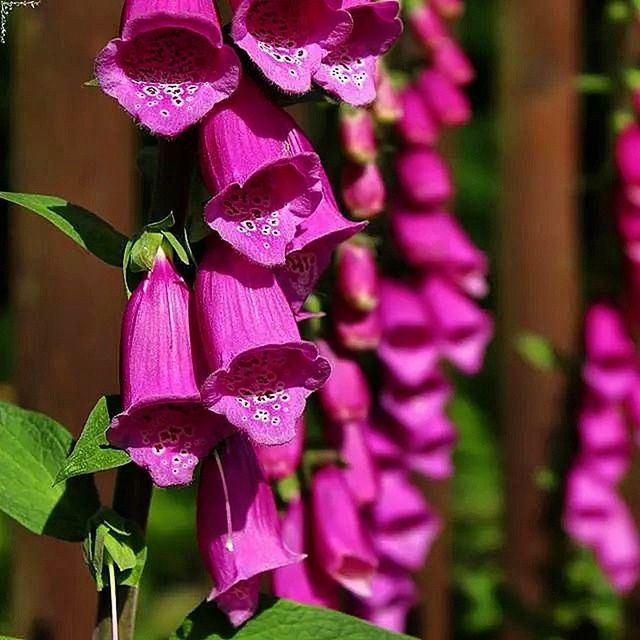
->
8, 2, 136, 638
500, 1, 581, 638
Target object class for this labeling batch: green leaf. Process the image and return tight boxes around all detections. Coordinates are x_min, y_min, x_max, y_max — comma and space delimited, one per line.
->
0, 192, 128, 267
163, 231, 190, 265
56, 396, 129, 485
0, 402, 100, 541
515, 332, 558, 371
171, 596, 415, 639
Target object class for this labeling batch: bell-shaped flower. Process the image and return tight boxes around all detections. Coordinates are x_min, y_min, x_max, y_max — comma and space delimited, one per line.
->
342, 162, 386, 220
311, 464, 378, 596
616, 124, 640, 206
336, 239, 379, 312
396, 84, 439, 147
96, 0, 241, 137
108, 249, 229, 487
408, 2, 447, 50
433, 38, 475, 85
254, 418, 305, 481
396, 148, 452, 207
197, 435, 303, 626
334, 305, 382, 351
373, 64, 403, 124
229, 0, 351, 94
199, 76, 324, 267
196, 241, 331, 445
314, 0, 402, 106
340, 107, 378, 164
417, 69, 471, 127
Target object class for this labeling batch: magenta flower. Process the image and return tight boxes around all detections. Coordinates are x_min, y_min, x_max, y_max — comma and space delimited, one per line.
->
108, 249, 228, 488
317, 340, 371, 424
196, 241, 331, 445
373, 64, 403, 124
396, 84, 439, 147
311, 464, 378, 596
378, 279, 438, 388
615, 192, 640, 264
95, 0, 240, 138
396, 148, 452, 207
342, 162, 386, 220
272, 498, 341, 608
229, 0, 351, 94
417, 69, 471, 127
392, 208, 488, 297
336, 239, 380, 312
368, 471, 441, 571
199, 76, 324, 267
340, 107, 378, 164
254, 417, 305, 481
334, 305, 382, 351
197, 435, 303, 626
408, 2, 447, 51
582, 302, 636, 401
420, 276, 493, 374
433, 38, 475, 86
314, 0, 402, 106
616, 124, 640, 206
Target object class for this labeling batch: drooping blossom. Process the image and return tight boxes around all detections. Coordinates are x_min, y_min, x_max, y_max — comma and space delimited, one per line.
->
96, 0, 241, 137
336, 239, 380, 312
373, 64, 403, 124
197, 435, 303, 626
408, 2, 447, 51
340, 107, 378, 164
396, 147, 452, 206
334, 304, 382, 352
254, 417, 305, 481
342, 162, 386, 219
417, 68, 471, 127
396, 84, 439, 147
432, 38, 475, 86
199, 76, 326, 267
108, 248, 229, 487
196, 240, 331, 445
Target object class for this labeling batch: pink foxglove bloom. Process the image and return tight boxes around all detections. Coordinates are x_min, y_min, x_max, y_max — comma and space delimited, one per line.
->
272, 498, 341, 608
369, 471, 441, 571
396, 84, 439, 147
311, 464, 378, 596
334, 305, 382, 351
408, 3, 447, 50
392, 208, 488, 297
340, 107, 378, 164
417, 69, 471, 127
254, 417, 305, 481
378, 279, 438, 388
616, 124, 640, 206
229, 0, 351, 94
317, 340, 371, 423
342, 162, 386, 220
582, 302, 636, 401
421, 276, 493, 374
314, 0, 402, 106
196, 241, 331, 445
199, 77, 323, 267
396, 148, 452, 207
108, 249, 228, 488
197, 436, 303, 626
96, 0, 240, 137
433, 38, 475, 86
615, 192, 640, 265
336, 239, 379, 312
373, 64, 403, 124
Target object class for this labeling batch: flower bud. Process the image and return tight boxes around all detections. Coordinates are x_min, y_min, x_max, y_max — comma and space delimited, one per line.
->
340, 107, 378, 164
336, 239, 379, 312
342, 162, 386, 220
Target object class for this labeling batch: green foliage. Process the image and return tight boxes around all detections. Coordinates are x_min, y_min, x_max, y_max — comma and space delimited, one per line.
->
0, 192, 128, 267
171, 597, 415, 640
515, 332, 559, 372
56, 396, 130, 484
0, 401, 100, 541
83, 508, 147, 591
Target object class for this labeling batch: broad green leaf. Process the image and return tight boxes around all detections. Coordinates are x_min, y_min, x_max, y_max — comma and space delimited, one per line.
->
171, 597, 415, 640
0, 402, 100, 541
56, 396, 129, 485
0, 192, 128, 267
163, 231, 190, 265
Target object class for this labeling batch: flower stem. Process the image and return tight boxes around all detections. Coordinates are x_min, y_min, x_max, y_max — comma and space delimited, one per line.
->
108, 561, 119, 640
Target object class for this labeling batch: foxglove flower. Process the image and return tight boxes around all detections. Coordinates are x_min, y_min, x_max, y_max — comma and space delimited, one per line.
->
392, 208, 488, 297
396, 84, 439, 147
229, 0, 351, 94
314, 0, 403, 106
396, 148, 452, 207
342, 162, 386, 219
373, 64, 403, 124
615, 191, 640, 264
616, 124, 640, 206
336, 239, 379, 312
340, 107, 378, 164
583, 302, 636, 401
254, 418, 305, 481
200, 76, 323, 267
417, 69, 471, 127
311, 464, 378, 596
197, 435, 303, 626
433, 38, 475, 85
421, 276, 493, 374
334, 304, 382, 351
408, 2, 447, 50
108, 249, 228, 487
96, 0, 241, 137
272, 498, 341, 608
197, 241, 331, 445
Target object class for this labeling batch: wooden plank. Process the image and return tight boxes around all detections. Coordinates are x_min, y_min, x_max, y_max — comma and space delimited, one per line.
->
8, 1, 136, 637
499, 1, 581, 638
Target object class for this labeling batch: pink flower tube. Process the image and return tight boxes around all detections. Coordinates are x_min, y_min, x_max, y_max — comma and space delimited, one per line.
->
334, 305, 383, 351
96, 0, 241, 137
417, 68, 471, 127
396, 84, 439, 147
373, 64, 403, 124
254, 417, 305, 481
336, 239, 380, 312
342, 162, 386, 220
616, 124, 640, 206
433, 38, 475, 86
196, 241, 331, 445
396, 148, 452, 207
340, 107, 378, 164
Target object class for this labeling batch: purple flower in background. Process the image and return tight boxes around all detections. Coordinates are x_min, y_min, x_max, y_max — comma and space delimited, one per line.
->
334, 304, 383, 352
311, 464, 378, 596
197, 435, 303, 626
342, 162, 386, 220
196, 241, 331, 445
408, 2, 447, 51
616, 124, 640, 206
396, 84, 439, 147
340, 107, 378, 164
336, 239, 380, 312
396, 148, 452, 207
96, 0, 240, 137
199, 76, 323, 267
433, 38, 475, 86
373, 64, 403, 124
417, 69, 471, 127
108, 249, 229, 487
254, 417, 305, 481
229, 0, 351, 94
